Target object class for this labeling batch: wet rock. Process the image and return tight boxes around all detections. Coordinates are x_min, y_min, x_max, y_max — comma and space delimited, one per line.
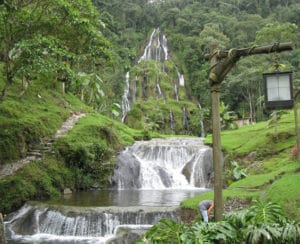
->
91, 183, 100, 189
181, 156, 195, 182
108, 225, 152, 244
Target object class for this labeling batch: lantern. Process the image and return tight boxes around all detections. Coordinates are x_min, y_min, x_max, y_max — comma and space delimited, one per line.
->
264, 70, 293, 109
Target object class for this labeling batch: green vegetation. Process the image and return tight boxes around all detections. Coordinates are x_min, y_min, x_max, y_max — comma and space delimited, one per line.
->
125, 98, 202, 135
0, 157, 73, 213
0, 82, 84, 164
0, 79, 163, 212
0, 1, 299, 241
181, 109, 300, 221
143, 200, 300, 243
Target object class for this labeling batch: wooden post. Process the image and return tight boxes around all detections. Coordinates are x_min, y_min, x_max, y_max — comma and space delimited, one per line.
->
207, 42, 294, 222
211, 84, 223, 221
294, 90, 300, 161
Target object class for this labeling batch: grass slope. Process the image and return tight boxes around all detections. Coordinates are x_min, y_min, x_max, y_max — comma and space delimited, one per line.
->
181, 109, 300, 221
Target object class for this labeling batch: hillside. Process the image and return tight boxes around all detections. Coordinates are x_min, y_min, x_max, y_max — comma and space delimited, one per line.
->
0, 80, 162, 213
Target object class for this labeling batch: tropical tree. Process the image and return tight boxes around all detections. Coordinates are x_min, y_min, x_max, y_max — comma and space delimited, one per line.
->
0, 0, 112, 102
253, 22, 298, 45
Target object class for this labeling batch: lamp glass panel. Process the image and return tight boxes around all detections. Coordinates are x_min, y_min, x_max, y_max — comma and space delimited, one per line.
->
267, 74, 291, 101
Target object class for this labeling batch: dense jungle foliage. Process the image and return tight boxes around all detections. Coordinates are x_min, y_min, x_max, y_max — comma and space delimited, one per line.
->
1, 0, 300, 128
92, 0, 300, 123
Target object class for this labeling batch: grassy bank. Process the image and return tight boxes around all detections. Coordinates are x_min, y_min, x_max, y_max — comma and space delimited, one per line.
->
181, 109, 300, 221
0, 81, 91, 164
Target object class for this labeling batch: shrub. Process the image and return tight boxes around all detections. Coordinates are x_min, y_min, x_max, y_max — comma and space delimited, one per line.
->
142, 200, 300, 243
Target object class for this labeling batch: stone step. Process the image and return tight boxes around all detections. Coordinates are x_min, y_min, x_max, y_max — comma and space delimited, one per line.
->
27, 151, 42, 157
1, 113, 85, 179
40, 146, 52, 151
43, 142, 53, 147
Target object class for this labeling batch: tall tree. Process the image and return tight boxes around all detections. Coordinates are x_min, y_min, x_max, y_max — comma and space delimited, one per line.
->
0, 0, 112, 102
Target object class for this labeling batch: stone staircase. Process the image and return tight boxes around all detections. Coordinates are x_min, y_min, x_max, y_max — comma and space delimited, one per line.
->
0, 112, 85, 179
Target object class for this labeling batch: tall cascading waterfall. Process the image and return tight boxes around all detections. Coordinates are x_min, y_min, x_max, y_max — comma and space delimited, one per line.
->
121, 72, 131, 122
138, 28, 168, 63
138, 28, 167, 99
111, 138, 213, 189
121, 28, 168, 121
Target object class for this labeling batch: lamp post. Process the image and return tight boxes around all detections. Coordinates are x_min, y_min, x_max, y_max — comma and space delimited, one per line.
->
207, 42, 294, 221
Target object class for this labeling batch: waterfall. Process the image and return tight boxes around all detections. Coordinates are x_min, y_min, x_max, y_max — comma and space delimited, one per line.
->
174, 72, 184, 101
162, 35, 168, 60
121, 28, 168, 118
138, 28, 168, 63
182, 106, 189, 131
170, 110, 176, 132
178, 72, 185, 86
111, 138, 213, 189
5, 203, 178, 243
174, 83, 179, 101
156, 77, 162, 97
121, 72, 130, 122
198, 103, 205, 138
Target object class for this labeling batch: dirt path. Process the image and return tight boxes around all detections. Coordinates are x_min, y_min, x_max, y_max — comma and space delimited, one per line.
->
0, 112, 85, 179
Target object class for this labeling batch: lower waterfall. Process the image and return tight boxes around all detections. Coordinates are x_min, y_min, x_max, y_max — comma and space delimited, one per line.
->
111, 138, 213, 189
5, 138, 213, 243
5, 203, 178, 243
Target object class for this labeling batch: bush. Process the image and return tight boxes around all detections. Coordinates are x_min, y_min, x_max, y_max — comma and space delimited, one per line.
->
142, 200, 300, 243
0, 157, 73, 214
